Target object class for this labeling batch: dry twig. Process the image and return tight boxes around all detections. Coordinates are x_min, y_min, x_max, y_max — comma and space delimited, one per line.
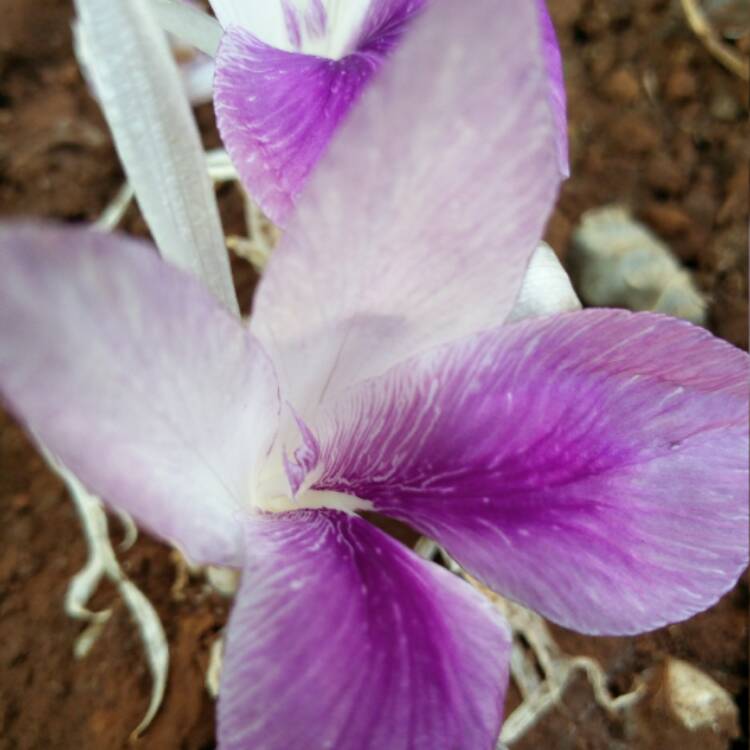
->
681, 0, 749, 80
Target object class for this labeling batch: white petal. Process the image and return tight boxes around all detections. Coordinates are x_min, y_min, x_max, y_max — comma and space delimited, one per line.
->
507, 242, 581, 322
208, 0, 371, 58
75, 0, 238, 314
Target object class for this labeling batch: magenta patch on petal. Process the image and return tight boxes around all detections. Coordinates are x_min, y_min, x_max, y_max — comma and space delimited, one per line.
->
251, 0, 565, 408
218, 510, 510, 750
214, 1, 424, 226
315, 310, 749, 635
215, 32, 379, 225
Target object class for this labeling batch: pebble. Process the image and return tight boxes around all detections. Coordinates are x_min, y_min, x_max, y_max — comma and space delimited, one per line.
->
640, 202, 693, 237
632, 658, 740, 750
645, 153, 688, 195
665, 68, 697, 102
710, 90, 741, 122
604, 68, 640, 103
569, 205, 707, 325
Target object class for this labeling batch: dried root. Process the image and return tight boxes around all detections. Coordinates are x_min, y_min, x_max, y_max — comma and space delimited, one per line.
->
96, 148, 280, 274
681, 0, 749, 81
437, 549, 646, 748
205, 632, 225, 699
42, 449, 168, 740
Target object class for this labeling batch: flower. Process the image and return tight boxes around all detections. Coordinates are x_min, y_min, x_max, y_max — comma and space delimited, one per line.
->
1, 2, 747, 749
209, 0, 567, 224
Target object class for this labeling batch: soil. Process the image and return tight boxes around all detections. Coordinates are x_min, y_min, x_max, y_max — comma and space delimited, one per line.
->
0, 0, 747, 748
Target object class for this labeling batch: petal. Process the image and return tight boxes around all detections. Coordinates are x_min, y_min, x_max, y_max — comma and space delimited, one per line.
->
213, 1, 422, 226
214, 33, 382, 227
0, 223, 279, 566
507, 242, 581, 322
314, 310, 749, 634
536, 0, 568, 176
252, 0, 563, 409
209, 1, 381, 57
218, 510, 511, 750
75, 0, 238, 313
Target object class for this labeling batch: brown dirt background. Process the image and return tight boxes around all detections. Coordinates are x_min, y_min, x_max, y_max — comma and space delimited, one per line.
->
0, 0, 747, 748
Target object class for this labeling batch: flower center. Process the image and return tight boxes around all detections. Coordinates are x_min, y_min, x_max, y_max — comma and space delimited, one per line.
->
250, 447, 371, 515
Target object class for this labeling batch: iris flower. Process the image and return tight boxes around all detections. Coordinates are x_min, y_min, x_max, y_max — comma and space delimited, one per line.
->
208, 0, 566, 225
1, 1, 747, 749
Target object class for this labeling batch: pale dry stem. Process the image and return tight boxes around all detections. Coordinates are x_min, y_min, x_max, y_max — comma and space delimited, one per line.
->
438, 550, 646, 747
42, 449, 169, 740
680, 0, 749, 80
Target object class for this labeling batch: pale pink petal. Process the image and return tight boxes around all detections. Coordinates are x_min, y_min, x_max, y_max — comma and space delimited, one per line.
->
252, 0, 563, 410
314, 310, 749, 634
536, 0, 568, 176
0, 223, 279, 565
218, 510, 511, 749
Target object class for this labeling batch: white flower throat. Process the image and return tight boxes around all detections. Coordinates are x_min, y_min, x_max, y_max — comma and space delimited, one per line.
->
250, 443, 370, 515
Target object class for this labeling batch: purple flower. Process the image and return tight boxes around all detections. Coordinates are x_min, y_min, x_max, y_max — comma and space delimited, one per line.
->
0, 2, 747, 749
210, 0, 567, 224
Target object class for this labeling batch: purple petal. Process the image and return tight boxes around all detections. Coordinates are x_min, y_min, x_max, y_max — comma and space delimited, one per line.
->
536, 0, 568, 176
314, 310, 749, 634
215, 33, 379, 226
0, 223, 279, 566
218, 510, 511, 750
253, 0, 563, 410
213, 1, 422, 226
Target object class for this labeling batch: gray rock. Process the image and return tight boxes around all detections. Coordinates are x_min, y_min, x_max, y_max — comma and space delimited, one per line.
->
569, 205, 707, 325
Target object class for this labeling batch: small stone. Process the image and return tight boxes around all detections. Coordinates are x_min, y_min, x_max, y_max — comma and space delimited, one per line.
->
569, 205, 706, 325
631, 659, 740, 750
641, 202, 692, 237
604, 68, 640, 102
710, 90, 741, 122
10, 493, 30, 510
645, 154, 688, 195
665, 68, 697, 102
611, 113, 660, 154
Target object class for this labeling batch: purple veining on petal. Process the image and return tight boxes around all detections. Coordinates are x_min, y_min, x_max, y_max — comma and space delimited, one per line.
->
354, 0, 427, 55
536, 0, 569, 176
314, 309, 749, 635
213, 0, 425, 225
307, 0, 328, 38
282, 406, 321, 495
281, 0, 303, 49
218, 509, 511, 750
215, 32, 377, 225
